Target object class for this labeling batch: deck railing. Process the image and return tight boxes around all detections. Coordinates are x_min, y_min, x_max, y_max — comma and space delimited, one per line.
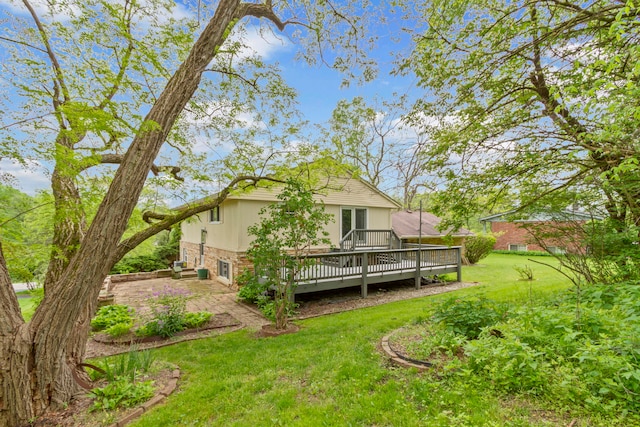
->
339, 229, 402, 251
291, 246, 462, 297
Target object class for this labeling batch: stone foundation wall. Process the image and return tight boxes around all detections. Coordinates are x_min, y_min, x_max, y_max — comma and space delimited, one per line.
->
180, 241, 247, 290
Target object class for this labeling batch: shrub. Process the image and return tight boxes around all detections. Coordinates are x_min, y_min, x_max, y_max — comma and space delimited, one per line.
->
513, 264, 534, 281
491, 250, 551, 256
91, 305, 135, 334
237, 269, 269, 304
147, 286, 190, 337
90, 347, 156, 383
88, 348, 156, 412
463, 233, 497, 264
464, 334, 550, 393
135, 286, 214, 338
105, 321, 134, 338
89, 378, 155, 412
182, 311, 213, 329
432, 296, 508, 339
246, 179, 333, 330
110, 254, 168, 274
110, 225, 180, 274
452, 286, 640, 417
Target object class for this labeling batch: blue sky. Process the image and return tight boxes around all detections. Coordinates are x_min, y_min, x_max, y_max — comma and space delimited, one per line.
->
0, 0, 421, 195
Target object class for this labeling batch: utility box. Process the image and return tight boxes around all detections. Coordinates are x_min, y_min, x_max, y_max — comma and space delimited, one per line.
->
197, 268, 209, 280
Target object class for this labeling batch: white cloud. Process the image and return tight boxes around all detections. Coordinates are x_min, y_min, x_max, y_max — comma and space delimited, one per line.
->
1, 0, 194, 25
0, 0, 79, 21
0, 159, 50, 195
223, 25, 291, 61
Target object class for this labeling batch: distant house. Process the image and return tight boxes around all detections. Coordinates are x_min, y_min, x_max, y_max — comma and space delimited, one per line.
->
479, 209, 600, 253
392, 210, 474, 247
179, 176, 401, 289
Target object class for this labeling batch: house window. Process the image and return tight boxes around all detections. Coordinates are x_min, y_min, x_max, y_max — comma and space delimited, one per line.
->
182, 248, 188, 263
509, 244, 527, 251
209, 206, 221, 223
547, 246, 566, 255
218, 260, 230, 280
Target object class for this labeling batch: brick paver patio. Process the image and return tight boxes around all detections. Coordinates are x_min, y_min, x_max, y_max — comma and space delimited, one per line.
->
110, 276, 269, 329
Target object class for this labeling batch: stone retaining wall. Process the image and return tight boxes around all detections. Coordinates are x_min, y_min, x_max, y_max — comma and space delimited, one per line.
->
109, 271, 162, 283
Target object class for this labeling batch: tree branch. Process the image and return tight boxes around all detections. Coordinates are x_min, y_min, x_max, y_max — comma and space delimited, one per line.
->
22, 0, 70, 103
79, 153, 184, 181
204, 67, 259, 89
0, 35, 47, 53
115, 175, 284, 261
242, 1, 289, 31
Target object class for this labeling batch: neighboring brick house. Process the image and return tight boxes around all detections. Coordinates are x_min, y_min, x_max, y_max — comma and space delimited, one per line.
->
179, 176, 401, 289
392, 210, 474, 247
479, 210, 600, 254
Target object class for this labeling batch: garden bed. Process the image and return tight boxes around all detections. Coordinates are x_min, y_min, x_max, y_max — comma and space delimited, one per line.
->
86, 313, 241, 358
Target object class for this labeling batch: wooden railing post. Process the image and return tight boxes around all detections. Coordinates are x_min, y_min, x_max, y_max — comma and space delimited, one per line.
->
456, 247, 462, 282
414, 248, 421, 289
361, 251, 368, 298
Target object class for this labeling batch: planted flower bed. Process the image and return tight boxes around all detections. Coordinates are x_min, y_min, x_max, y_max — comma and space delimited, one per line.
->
91, 286, 217, 343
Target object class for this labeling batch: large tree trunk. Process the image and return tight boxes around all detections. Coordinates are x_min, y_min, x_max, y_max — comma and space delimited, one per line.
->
0, 1, 264, 424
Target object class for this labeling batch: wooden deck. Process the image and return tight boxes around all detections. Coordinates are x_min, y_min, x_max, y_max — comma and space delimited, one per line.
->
292, 246, 462, 298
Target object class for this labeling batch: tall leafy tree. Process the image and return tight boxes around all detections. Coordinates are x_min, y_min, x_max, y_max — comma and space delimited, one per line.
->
325, 95, 440, 207
246, 179, 332, 330
0, 186, 47, 283
401, 0, 640, 227
0, 0, 377, 423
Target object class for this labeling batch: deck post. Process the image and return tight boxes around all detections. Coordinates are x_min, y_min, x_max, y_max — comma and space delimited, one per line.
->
456, 247, 462, 282
361, 252, 368, 298
414, 248, 421, 289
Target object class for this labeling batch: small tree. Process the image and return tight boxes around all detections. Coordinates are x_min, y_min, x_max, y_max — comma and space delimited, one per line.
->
246, 179, 333, 329
463, 233, 496, 265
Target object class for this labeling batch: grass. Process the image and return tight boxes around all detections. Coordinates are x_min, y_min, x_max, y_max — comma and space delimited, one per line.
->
18, 295, 37, 321
129, 254, 589, 427
455, 252, 572, 301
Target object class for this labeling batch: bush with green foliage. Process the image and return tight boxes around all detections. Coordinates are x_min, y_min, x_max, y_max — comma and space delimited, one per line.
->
463, 233, 497, 264
87, 348, 156, 412
432, 296, 508, 339
89, 378, 155, 412
110, 225, 181, 274
491, 249, 551, 257
136, 287, 190, 338
236, 269, 267, 304
583, 220, 640, 284
453, 284, 640, 417
90, 348, 156, 383
134, 286, 212, 338
0, 185, 52, 284
91, 305, 135, 338
182, 312, 213, 329
110, 254, 168, 274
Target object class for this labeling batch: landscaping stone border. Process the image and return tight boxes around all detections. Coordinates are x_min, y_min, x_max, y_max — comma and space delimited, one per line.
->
107, 368, 181, 427
380, 334, 431, 371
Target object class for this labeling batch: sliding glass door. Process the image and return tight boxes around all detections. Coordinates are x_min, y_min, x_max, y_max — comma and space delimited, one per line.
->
341, 207, 368, 240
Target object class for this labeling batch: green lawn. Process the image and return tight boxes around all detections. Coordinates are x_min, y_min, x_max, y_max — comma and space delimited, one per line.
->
18, 294, 36, 321
129, 254, 587, 427
455, 252, 572, 301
